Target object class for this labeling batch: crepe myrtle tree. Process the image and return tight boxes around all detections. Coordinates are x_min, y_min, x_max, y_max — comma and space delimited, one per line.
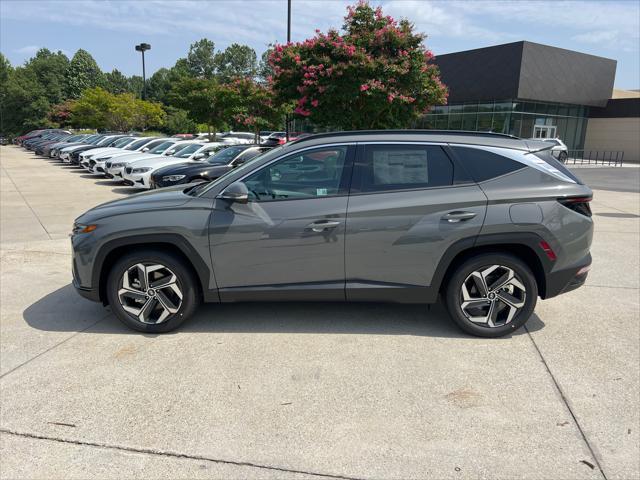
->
229, 77, 291, 142
268, 1, 447, 130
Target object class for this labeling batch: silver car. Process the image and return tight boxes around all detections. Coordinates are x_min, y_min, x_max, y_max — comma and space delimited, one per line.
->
71, 131, 593, 337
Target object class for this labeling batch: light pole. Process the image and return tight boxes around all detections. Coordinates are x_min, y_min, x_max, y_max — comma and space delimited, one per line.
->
135, 43, 151, 100
285, 0, 291, 141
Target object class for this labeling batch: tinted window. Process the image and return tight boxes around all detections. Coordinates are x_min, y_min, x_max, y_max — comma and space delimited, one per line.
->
149, 141, 175, 154
207, 146, 247, 164
243, 146, 350, 201
126, 138, 153, 150
533, 149, 582, 184
452, 147, 525, 182
353, 144, 453, 193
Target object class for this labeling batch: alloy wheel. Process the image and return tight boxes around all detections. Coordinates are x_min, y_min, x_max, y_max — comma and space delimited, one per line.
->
460, 265, 526, 328
118, 263, 183, 324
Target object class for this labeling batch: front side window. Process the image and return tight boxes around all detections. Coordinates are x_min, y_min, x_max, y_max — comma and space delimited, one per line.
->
126, 138, 153, 150
243, 146, 350, 202
352, 144, 453, 193
149, 141, 175, 154
175, 144, 204, 158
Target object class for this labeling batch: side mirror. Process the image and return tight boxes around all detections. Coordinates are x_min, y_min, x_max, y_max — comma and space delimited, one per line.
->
193, 152, 205, 160
217, 182, 249, 204
142, 147, 150, 152
232, 159, 244, 168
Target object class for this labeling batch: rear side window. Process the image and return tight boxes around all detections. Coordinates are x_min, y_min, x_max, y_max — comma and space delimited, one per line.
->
532, 149, 582, 184
452, 147, 525, 182
352, 145, 453, 193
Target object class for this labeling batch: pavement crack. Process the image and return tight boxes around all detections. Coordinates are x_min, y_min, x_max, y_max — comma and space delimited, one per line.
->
525, 326, 608, 480
1, 165, 53, 240
0, 315, 108, 380
0, 428, 365, 480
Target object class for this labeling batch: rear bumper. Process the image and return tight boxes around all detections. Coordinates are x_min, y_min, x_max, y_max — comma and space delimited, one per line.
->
543, 253, 591, 299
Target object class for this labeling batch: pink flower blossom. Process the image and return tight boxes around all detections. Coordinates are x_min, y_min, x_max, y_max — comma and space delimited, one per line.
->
360, 84, 370, 91
311, 99, 319, 107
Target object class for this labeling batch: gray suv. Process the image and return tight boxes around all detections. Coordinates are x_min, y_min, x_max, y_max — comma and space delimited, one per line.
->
71, 131, 593, 337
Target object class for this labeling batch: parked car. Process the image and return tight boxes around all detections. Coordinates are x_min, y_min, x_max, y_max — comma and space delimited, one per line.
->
79, 136, 139, 169
218, 132, 256, 144
121, 141, 214, 188
40, 134, 91, 157
539, 138, 569, 162
71, 131, 593, 336
261, 131, 306, 146
59, 135, 108, 162
104, 139, 186, 180
150, 145, 271, 189
68, 135, 130, 164
87, 137, 160, 174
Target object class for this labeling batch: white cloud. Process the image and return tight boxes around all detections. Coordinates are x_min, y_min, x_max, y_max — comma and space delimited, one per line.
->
15, 45, 41, 55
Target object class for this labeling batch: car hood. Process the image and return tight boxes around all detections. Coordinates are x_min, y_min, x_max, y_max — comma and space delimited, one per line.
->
61, 144, 94, 152
76, 185, 193, 222
83, 147, 125, 157
127, 156, 197, 170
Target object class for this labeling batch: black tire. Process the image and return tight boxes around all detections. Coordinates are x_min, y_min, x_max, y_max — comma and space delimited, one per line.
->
558, 151, 568, 163
444, 253, 538, 338
106, 249, 200, 333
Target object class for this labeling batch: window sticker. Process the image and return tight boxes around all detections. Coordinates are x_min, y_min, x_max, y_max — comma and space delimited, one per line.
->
372, 149, 429, 184
316, 188, 328, 196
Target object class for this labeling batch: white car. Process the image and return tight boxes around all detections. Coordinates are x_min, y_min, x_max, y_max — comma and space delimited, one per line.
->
87, 137, 162, 175
122, 142, 225, 189
218, 132, 256, 145
79, 137, 139, 169
541, 138, 569, 162
105, 139, 195, 180
59, 135, 121, 163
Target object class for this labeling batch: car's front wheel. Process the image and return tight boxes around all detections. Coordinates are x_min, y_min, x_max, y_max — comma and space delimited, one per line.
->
106, 250, 200, 333
558, 151, 568, 162
444, 253, 538, 337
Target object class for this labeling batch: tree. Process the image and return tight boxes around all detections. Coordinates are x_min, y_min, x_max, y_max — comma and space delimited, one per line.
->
162, 106, 198, 135
1, 65, 52, 133
64, 49, 104, 98
70, 87, 113, 129
104, 69, 130, 94
269, 2, 447, 130
128, 75, 144, 98
168, 77, 236, 139
214, 44, 257, 81
25, 48, 69, 106
147, 67, 172, 103
257, 48, 274, 82
49, 99, 77, 127
228, 77, 290, 140
186, 38, 216, 78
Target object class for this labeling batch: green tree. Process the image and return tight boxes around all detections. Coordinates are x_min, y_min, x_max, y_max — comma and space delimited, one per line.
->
0, 53, 13, 133
168, 77, 235, 139
64, 49, 105, 98
161, 106, 197, 135
269, 2, 447, 130
257, 48, 274, 82
186, 38, 216, 78
147, 67, 172, 103
214, 44, 257, 81
70, 87, 113, 129
49, 99, 77, 127
228, 77, 290, 140
25, 48, 69, 106
128, 75, 144, 98
2, 65, 52, 133
104, 69, 130, 94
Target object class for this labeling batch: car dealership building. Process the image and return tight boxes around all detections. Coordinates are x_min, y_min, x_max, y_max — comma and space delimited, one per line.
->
421, 41, 640, 162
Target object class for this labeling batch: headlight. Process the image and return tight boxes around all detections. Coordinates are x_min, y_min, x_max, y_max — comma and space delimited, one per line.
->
132, 167, 151, 174
162, 175, 186, 182
72, 222, 97, 235
111, 162, 125, 168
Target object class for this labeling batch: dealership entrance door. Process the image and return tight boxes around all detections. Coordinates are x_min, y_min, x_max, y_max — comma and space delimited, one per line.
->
533, 125, 557, 139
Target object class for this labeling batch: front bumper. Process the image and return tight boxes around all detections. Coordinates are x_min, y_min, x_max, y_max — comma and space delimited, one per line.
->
123, 172, 151, 189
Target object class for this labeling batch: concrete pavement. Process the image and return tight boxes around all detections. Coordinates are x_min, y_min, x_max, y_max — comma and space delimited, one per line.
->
1, 145, 638, 479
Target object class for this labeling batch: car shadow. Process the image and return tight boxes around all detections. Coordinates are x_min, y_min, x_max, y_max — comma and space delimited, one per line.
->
23, 284, 545, 339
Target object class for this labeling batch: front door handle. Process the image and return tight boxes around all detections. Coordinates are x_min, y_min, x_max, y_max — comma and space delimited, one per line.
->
306, 220, 341, 232
442, 211, 477, 223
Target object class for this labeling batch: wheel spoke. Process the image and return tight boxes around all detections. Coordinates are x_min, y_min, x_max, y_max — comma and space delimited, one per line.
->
155, 289, 179, 314
497, 291, 525, 309
135, 264, 148, 290
469, 271, 489, 297
488, 268, 514, 292
138, 297, 157, 323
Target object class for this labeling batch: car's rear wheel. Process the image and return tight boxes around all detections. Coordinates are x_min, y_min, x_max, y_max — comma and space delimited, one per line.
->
106, 250, 200, 333
558, 151, 568, 162
444, 253, 538, 337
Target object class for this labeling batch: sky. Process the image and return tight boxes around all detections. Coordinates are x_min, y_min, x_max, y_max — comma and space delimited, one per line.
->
1, 0, 639, 89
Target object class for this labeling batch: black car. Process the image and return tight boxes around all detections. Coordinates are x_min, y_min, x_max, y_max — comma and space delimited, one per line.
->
150, 145, 272, 188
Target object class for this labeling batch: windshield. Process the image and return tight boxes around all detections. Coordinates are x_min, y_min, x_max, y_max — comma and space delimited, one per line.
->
191, 145, 284, 196
126, 138, 153, 150
164, 143, 194, 156
113, 137, 135, 148
174, 144, 205, 158
88, 136, 105, 145
149, 141, 175, 154
207, 146, 246, 164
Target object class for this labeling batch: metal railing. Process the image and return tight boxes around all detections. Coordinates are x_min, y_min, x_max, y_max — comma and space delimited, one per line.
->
565, 150, 624, 166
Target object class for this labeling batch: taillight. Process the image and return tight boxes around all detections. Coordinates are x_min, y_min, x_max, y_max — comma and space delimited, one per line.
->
558, 196, 592, 217
278, 138, 287, 145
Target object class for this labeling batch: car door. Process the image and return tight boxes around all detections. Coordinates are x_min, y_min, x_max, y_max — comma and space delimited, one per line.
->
345, 143, 487, 302
209, 144, 355, 301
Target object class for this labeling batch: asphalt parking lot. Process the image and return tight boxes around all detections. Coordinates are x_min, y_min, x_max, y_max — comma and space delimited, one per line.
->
1, 145, 638, 480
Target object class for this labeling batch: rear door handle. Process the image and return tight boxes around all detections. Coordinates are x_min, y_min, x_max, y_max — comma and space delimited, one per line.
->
442, 211, 477, 223
306, 220, 341, 232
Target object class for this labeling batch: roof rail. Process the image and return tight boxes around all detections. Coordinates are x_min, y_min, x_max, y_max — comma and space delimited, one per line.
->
289, 129, 520, 145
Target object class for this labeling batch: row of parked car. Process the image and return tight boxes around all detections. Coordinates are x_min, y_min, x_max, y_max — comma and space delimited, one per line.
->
15, 129, 289, 189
